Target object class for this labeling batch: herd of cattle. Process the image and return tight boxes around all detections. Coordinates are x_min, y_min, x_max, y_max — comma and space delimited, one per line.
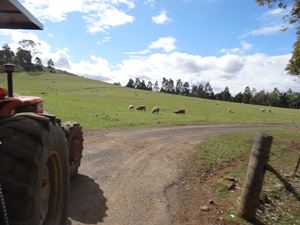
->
128, 105, 186, 114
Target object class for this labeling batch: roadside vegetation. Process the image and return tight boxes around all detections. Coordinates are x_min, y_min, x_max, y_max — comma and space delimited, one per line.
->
182, 128, 300, 225
1, 71, 299, 129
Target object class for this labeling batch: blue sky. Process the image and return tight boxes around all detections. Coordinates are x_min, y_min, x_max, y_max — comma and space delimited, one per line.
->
1, 0, 299, 93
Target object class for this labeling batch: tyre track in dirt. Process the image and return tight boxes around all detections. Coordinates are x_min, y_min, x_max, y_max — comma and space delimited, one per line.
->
67, 124, 287, 225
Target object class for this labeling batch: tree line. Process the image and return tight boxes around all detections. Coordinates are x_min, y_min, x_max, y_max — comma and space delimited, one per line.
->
125, 77, 300, 109
0, 40, 55, 72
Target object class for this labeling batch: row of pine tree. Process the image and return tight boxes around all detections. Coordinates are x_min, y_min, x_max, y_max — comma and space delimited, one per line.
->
125, 78, 300, 109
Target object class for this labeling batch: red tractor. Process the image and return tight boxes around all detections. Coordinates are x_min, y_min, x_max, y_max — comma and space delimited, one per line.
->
0, 1, 84, 225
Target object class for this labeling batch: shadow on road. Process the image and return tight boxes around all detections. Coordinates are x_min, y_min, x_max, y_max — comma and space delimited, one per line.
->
68, 174, 108, 224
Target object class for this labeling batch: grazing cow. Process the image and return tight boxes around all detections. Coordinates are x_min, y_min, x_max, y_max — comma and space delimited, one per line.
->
174, 109, 185, 114
136, 105, 146, 111
128, 105, 134, 110
151, 106, 160, 114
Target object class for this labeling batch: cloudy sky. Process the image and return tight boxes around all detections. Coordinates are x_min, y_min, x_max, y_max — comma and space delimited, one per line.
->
1, 0, 299, 94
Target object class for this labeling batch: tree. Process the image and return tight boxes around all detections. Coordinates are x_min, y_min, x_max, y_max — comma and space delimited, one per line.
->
242, 86, 252, 103
15, 48, 33, 71
233, 92, 243, 103
134, 78, 141, 89
204, 82, 214, 99
160, 77, 169, 93
175, 79, 183, 94
153, 81, 159, 92
18, 39, 40, 57
0, 44, 15, 64
19, 39, 35, 49
126, 78, 135, 88
168, 78, 175, 93
249, 88, 257, 104
286, 88, 300, 108
252, 90, 269, 105
182, 81, 190, 96
256, 0, 300, 75
139, 80, 147, 90
47, 59, 55, 72
286, 34, 300, 75
277, 92, 289, 107
160, 78, 175, 93
191, 85, 198, 97
215, 92, 223, 100
222, 86, 232, 101
34, 57, 43, 71
146, 81, 153, 91
269, 88, 281, 106
35, 57, 42, 65
196, 84, 206, 98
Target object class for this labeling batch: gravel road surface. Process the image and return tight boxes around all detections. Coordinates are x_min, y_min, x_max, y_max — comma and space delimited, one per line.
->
67, 124, 278, 225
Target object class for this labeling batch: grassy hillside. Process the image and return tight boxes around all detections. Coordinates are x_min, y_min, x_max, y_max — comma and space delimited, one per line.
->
1, 71, 299, 129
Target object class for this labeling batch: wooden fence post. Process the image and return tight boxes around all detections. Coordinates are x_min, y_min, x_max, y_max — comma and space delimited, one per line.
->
238, 133, 273, 222
293, 155, 300, 176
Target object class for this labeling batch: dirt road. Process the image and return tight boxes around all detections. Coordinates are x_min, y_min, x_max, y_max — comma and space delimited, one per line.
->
67, 124, 277, 225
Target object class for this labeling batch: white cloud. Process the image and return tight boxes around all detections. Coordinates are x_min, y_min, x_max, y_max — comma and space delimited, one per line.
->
220, 48, 241, 55
241, 41, 252, 50
244, 24, 287, 37
113, 0, 135, 9
239, 5, 292, 40
124, 36, 177, 56
263, 8, 285, 17
149, 37, 176, 52
221, 41, 253, 55
52, 49, 72, 69
97, 36, 111, 45
241, 6, 291, 39
22, 0, 85, 22
84, 7, 134, 33
21, 0, 135, 33
152, 10, 172, 25
124, 49, 150, 55
218, 54, 244, 73
145, 0, 155, 7
70, 56, 111, 81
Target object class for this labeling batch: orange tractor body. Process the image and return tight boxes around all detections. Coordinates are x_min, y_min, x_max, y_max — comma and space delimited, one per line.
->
0, 64, 43, 117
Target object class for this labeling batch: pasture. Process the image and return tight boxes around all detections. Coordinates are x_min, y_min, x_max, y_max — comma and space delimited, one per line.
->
3, 71, 300, 129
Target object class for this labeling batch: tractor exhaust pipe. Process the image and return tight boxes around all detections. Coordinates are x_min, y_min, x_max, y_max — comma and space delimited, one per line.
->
3, 64, 15, 97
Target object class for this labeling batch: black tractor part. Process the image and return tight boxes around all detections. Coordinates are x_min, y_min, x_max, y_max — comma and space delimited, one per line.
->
0, 113, 69, 225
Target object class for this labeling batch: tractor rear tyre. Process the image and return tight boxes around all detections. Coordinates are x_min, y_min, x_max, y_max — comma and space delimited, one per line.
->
61, 122, 83, 178
0, 113, 69, 225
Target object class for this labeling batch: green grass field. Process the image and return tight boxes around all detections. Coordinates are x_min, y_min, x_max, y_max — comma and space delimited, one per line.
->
2, 71, 299, 129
